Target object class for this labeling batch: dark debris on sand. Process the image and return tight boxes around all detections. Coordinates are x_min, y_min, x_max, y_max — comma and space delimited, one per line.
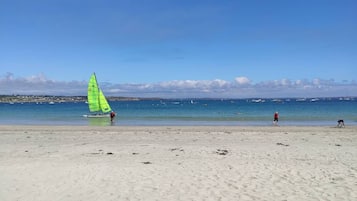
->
170, 147, 184, 152
276, 142, 289, 147
216, 149, 229, 155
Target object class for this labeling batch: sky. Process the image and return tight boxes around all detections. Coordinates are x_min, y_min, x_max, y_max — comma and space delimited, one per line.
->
1, 0, 356, 98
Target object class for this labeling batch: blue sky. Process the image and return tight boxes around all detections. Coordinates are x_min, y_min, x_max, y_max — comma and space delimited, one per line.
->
1, 0, 356, 98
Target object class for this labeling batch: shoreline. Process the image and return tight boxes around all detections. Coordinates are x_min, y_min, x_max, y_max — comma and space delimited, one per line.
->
1, 124, 357, 130
1, 125, 356, 200
2, 119, 356, 127
3, 124, 354, 133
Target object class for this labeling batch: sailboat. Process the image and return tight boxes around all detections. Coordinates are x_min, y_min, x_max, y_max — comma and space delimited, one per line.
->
83, 73, 112, 118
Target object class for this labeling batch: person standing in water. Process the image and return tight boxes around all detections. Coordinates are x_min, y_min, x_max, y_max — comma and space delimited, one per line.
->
110, 111, 116, 122
273, 112, 279, 126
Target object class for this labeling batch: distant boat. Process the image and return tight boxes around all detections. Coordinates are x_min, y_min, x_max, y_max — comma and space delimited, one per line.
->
251, 99, 265, 103
83, 73, 112, 118
296, 98, 306, 102
340, 97, 352, 101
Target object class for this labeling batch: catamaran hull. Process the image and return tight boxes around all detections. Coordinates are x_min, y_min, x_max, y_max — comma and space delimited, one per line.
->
83, 114, 110, 118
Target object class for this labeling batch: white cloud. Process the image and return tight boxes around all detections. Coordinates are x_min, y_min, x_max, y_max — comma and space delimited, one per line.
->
149, 79, 230, 94
312, 78, 320, 85
235, 77, 251, 85
1, 73, 356, 98
280, 79, 291, 86
0, 73, 86, 95
25, 73, 49, 83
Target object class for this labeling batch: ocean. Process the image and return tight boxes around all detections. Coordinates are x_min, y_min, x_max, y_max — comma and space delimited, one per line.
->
0, 98, 356, 126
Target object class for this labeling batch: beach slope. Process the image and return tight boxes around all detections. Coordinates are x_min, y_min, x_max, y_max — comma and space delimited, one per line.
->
0, 126, 356, 201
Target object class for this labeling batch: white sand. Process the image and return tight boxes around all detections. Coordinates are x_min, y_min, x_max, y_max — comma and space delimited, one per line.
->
0, 125, 356, 201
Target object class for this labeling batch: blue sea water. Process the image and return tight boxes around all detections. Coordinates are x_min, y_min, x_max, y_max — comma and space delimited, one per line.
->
0, 98, 356, 126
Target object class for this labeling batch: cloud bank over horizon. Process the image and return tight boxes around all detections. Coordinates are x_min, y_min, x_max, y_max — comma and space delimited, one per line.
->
1, 73, 356, 98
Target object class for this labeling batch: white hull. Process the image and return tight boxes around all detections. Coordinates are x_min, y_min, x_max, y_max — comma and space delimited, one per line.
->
83, 114, 110, 118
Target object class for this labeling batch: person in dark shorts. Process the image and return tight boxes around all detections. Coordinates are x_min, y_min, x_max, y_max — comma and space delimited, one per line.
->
110, 111, 116, 122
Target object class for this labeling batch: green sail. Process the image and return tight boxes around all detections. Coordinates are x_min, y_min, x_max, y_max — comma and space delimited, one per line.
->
87, 73, 111, 113
99, 89, 111, 113
88, 74, 100, 112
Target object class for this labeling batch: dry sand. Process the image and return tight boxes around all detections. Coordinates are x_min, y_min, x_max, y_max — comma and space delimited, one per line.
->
0, 125, 356, 201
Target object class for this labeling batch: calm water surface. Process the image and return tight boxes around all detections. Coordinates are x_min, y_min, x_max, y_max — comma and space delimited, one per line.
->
1, 98, 356, 126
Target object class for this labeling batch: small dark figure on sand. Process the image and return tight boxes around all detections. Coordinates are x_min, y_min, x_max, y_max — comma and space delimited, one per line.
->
110, 111, 116, 122
337, 119, 345, 128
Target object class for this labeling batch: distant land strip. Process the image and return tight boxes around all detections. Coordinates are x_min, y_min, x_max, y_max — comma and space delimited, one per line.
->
0, 95, 145, 103
0, 95, 355, 103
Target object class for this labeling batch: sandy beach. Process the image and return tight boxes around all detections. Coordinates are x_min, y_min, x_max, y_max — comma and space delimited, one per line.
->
0, 125, 356, 201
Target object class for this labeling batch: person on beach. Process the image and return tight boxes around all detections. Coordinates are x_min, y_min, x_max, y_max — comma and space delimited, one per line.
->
273, 112, 279, 126
110, 111, 116, 122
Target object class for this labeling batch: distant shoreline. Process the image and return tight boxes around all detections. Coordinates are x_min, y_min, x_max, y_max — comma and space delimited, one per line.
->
0, 95, 145, 103
0, 95, 355, 103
